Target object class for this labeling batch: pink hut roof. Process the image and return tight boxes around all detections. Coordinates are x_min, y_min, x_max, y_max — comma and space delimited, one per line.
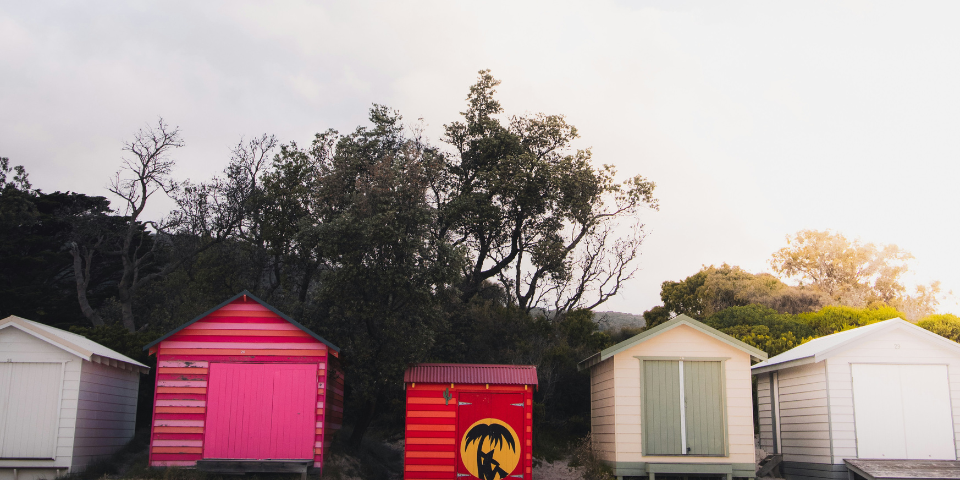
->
404, 363, 538, 385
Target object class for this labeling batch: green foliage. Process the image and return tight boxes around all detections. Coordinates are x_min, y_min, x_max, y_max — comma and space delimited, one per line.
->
797, 304, 907, 337
704, 304, 815, 357
918, 314, 960, 342
646, 264, 825, 323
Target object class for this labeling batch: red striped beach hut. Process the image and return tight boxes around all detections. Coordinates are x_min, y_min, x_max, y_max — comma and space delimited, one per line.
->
143, 291, 343, 477
403, 364, 537, 480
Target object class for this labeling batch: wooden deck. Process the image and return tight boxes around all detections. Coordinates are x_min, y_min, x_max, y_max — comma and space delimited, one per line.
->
845, 459, 960, 480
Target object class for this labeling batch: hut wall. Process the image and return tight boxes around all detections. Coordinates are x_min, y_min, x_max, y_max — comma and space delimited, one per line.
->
323, 356, 345, 455
824, 327, 960, 463
149, 299, 329, 468
404, 382, 534, 480
610, 323, 755, 465
590, 356, 617, 462
0, 327, 80, 480
71, 360, 140, 471
775, 361, 830, 466
756, 372, 776, 454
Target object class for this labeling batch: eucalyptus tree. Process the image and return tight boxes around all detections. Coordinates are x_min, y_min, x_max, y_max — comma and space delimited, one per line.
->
437, 70, 658, 316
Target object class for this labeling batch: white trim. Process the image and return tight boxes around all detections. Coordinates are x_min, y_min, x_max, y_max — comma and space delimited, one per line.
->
0, 324, 90, 361
678, 360, 686, 454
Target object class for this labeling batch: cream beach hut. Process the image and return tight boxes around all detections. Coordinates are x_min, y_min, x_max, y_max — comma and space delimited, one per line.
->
579, 314, 768, 480
0, 316, 149, 480
753, 318, 960, 480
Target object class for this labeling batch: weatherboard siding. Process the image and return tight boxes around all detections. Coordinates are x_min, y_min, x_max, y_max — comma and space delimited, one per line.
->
149, 298, 331, 468
611, 323, 755, 465
72, 359, 140, 470
757, 373, 775, 454
774, 361, 831, 464
824, 327, 960, 463
403, 382, 535, 480
590, 357, 616, 462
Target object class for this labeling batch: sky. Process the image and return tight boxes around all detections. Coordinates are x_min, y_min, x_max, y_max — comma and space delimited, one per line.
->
2, 1, 960, 315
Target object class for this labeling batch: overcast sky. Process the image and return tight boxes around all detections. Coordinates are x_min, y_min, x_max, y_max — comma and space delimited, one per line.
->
3, 1, 959, 314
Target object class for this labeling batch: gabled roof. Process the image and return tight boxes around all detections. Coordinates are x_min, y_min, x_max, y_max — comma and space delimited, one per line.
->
143, 290, 339, 353
0, 316, 149, 373
578, 314, 768, 370
404, 363, 538, 385
752, 317, 960, 374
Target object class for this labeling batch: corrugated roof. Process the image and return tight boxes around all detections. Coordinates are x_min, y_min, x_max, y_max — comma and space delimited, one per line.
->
404, 363, 538, 385
752, 317, 960, 374
0, 315, 149, 373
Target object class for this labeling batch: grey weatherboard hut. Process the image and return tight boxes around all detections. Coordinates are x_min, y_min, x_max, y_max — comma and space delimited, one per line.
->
0, 316, 149, 480
579, 315, 768, 480
754, 318, 960, 480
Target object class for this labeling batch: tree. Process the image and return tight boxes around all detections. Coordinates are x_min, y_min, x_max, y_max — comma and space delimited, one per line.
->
437, 70, 658, 316
918, 314, 960, 342
704, 304, 814, 356
770, 230, 910, 304
283, 106, 457, 448
644, 264, 826, 323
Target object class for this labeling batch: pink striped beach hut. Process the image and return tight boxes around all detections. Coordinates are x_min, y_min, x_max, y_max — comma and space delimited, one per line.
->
143, 291, 343, 478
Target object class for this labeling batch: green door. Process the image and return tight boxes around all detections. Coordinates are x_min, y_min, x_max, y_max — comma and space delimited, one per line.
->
683, 361, 725, 455
643, 360, 682, 455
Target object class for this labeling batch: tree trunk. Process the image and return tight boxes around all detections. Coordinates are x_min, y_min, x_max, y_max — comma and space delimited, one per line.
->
69, 242, 104, 327
349, 396, 378, 450
117, 281, 136, 333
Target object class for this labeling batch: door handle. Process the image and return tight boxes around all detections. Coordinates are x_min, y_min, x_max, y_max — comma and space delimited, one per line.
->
509, 403, 524, 407
458, 402, 472, 405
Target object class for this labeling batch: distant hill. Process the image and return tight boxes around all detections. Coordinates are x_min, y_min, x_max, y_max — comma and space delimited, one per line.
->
593, 311, 646, 331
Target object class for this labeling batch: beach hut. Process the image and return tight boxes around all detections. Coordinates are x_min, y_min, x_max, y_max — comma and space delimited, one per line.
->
578, 314, 768, 480
0, 315, 149, 480
753, 318, 960, 480
143, 291, 343, 477
403, 364, 537, 480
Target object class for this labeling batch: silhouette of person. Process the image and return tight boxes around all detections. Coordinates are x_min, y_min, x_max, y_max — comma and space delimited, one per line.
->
477, 449, 509, 480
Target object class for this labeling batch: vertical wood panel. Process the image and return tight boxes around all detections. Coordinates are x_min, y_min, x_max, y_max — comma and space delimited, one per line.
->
684, 361, 724, 455
643, 360, 681, 455
0, 363, 63, 458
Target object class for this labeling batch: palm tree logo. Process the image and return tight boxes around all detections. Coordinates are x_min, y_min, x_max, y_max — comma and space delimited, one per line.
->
460, 419, 520, 480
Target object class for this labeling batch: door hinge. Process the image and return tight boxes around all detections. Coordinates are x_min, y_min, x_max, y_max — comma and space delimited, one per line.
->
459, 401, 472, 405
509, 402, 524, 407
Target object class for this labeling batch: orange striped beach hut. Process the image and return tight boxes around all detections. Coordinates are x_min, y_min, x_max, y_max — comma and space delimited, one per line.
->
403, 364, 537, 480
143, 291, 343, 477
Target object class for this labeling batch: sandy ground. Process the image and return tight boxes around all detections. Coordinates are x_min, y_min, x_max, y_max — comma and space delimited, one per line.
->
531, 459, 583, 480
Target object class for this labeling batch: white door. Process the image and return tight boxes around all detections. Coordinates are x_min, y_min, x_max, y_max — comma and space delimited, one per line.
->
0, 362, 63, 459
852, 364, 956, 460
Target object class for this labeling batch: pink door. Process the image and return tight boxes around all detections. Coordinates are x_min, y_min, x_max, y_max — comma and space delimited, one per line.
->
204, 363, 318, 459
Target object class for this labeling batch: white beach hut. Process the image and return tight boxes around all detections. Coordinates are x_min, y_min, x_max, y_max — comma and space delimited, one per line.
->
0, 316, 149, 480
754, 318, 960, 480
579, 314, 768, 480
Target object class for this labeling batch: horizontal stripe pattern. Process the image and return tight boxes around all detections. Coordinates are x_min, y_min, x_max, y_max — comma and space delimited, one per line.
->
159, 361, 209, 368
151, 297, 340, 467
155, 420, 204, 427
157, 400, 205, 407
153, 440, 203, 447
161, 341, 324, 349
184, 322, 301, 330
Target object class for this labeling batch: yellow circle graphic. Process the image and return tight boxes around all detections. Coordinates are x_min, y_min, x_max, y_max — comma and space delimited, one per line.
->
460, 418, 520, 480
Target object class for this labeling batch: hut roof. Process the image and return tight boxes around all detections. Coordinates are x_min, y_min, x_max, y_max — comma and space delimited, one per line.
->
578, 314, 768, 370
0, 315, 149, 373
404, 363, 538, 385
143, 290, 339, 353
751, 317, 960, 374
